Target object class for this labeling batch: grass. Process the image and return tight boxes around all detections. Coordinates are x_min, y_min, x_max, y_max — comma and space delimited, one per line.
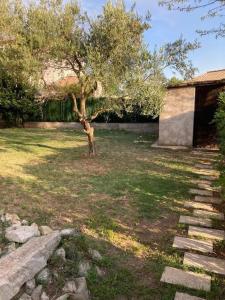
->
0, 128, 224, 299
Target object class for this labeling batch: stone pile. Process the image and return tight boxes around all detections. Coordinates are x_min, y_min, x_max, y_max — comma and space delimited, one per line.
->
0, 212, 103, 300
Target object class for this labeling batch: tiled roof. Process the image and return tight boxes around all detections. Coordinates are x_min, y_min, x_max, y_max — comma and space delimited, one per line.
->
189, 69, 225, 83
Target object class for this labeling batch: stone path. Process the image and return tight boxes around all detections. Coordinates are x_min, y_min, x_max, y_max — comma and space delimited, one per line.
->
160, 150, 225, 299
173, 236, 213, 253
188, 226, 225, 241
160, 267, 211, 291
194, 195, 222, 204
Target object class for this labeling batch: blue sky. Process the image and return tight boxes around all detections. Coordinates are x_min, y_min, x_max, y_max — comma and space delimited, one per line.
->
80, 0, 225, 78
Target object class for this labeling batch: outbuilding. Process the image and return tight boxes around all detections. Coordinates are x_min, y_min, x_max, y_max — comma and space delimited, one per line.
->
158, 69, 225, 148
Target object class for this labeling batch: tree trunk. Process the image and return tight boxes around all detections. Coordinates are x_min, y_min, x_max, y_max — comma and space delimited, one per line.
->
80, 119, 96, 157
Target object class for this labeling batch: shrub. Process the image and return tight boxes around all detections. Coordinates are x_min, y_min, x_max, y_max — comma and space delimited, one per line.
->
215, 92, 225, 157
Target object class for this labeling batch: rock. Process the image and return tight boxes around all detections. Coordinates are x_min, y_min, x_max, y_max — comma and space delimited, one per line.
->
5, 225, 40, 243
19, 293, 32, 300
41, 291, 49, 300
55, 247, 66, 261
96, 266, 106, 277
60, 228, 79, 237
39, 226, 53, 236
78, 261, 91, 277
2, 213, 21, 225
0, 231, 61, 300
6, 242, 16, 253
56, 295, 69, 300
89, 249, 102, 261
31, 285, 42, 300
63, 281, 77, 293
26, 279, 36, 295
22, 219, 29, 226
68, 277, 90, 300
36, 268, 51, 284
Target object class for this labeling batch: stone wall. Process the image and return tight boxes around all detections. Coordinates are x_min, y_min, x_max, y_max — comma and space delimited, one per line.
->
158, 86, 196, 146
24, 122, 158, 134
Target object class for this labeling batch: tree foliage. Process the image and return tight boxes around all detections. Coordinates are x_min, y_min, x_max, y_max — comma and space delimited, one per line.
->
159, 0, 225, 38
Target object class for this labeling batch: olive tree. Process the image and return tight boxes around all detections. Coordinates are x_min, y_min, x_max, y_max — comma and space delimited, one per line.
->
0, 0, 198, 155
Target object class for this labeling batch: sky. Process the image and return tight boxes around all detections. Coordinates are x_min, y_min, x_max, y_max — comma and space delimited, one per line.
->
79, 0, 225, 78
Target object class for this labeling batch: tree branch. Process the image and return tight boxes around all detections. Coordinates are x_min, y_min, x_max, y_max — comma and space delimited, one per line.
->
71, 93, 82, 118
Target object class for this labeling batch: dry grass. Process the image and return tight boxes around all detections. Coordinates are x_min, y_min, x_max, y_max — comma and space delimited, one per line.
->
0, 128, 224, 299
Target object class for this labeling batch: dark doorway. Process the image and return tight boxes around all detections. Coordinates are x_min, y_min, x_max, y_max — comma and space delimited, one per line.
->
193, 83, 224, 148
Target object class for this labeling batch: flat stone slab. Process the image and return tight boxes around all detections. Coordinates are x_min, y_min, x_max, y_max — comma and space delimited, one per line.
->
200, 175, 218, 181
184, 201, 216, 212
175, 292, 206, 300
0, 231, 61, 300
193, 209, 224, 220
194, 195, 222, 204
173, 236, 213, 253
189, 189, 213, 197
197, 183, 221, 192
195, 169, 219, 177
188, 226, 225, 241
160, 266, 211, 291
184, 252, 225, 275
179, 216, 212, 227
195, 164, 213, 170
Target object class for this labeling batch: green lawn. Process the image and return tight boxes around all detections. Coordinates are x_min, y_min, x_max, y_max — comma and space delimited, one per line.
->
0, 128, 224, 299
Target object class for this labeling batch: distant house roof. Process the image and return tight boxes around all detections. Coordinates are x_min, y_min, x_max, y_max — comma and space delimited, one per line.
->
169, 69, 225, 89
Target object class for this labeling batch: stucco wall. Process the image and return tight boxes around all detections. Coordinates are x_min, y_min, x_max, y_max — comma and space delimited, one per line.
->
24, 122, 158, 134
158, 86, 196, 146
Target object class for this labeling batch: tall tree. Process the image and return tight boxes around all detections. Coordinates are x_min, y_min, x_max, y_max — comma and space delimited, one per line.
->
0, 0, 198, 155
159, 0, 225, 37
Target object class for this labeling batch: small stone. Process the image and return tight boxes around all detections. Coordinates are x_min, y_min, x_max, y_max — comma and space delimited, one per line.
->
21, 220, 29, 226
89, 249, 102, 261
78, 261, 91, 277
5, 225, 40, 243
63, 281, 77, 293
39, 226, 53, 236
68, 277, 90, 300
60, 228, 79, 237
19, 293, 32, 300
36, 268, 51, 284
41, 292, 49, 300
26, 279, 36, 295
96, 266, 106, 277
31, 285, 43, 300
55, 247, 66, 261
4, 213, 21, 225
6, 242, 16, 253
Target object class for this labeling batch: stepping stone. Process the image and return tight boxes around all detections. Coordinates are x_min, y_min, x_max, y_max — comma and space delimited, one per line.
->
197, 183, 221, 192
174, 292, 206, 300
184, 201, 215, 212
194, 196, 222, 204
195, 164, 213, 170
184, 252, 225, 275
195, 170, 219, 177
188, 226, 225, 241
193, 209, 224, 220
179, 216, 212, 228
0, 231, 61, 300
160, 266, 211, 291
200, 175, 217, 181
189, 189, 213, 197
173, 236, 213, 253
